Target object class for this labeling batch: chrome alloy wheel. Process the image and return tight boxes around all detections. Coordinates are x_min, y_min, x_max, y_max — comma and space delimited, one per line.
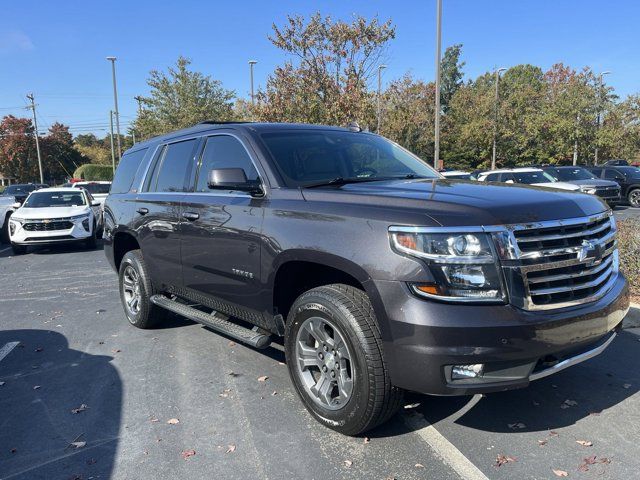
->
629, 189, 640, 208
122, 265, 142, 316
295, 316, 354, 410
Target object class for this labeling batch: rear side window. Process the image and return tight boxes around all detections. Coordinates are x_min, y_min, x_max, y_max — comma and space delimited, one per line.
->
589, 167, 603, 177
110, 148, 147, 194
484, 173, 500, 181
150, 139, 198, 192
604, 169, 620, 180
195, 136, 259, 192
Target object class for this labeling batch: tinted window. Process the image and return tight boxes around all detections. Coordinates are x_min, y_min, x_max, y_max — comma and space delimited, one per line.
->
546, 167, 597, 181
512, 171, 556, 184
501, 173, 516, 182
111, 148, 147, 194
152, 139, 198, 192
484, 173, 500, 181
195, 136, 259, 192
78, 183, 111, 194
589, 167, 603, 177
603, 169, 620, 180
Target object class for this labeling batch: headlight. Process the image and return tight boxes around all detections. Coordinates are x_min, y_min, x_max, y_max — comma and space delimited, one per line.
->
10, 217, 25, 224
390, 229, 505, 302
580, 186, 597, 195
70, 213, 91, 221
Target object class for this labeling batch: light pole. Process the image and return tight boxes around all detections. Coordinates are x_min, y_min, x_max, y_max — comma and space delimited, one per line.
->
26, 93, 44, 184
377, 64, 387, 133
109, 110, 116, 175
249, 60, 257, 105
594, 71, 611, 165
491, 67, 507, 170
433, 0, 442, 169
106, 56, 122, 161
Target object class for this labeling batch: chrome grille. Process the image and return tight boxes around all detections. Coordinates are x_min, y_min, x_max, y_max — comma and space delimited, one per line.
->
594, 186, 620, 199
510, 213, 618, 310
23, 220, 74, 231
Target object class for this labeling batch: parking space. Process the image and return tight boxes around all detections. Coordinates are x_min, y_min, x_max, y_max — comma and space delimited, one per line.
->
0, 244, 639, 479
613, 204, 640, 222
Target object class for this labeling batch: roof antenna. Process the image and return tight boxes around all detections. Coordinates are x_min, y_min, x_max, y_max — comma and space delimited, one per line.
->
346, 121, 362, 133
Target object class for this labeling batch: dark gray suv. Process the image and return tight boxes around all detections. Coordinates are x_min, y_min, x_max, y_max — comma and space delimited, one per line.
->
104, 122, 629, 435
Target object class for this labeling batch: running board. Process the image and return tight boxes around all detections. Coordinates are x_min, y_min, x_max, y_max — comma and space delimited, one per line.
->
150, 294, 272, 349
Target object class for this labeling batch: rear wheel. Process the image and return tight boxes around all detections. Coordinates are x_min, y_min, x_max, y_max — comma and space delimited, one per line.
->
11, 243, 27, 255
284, 284, 403, 435
118, 250, 165, 328
628, 188, 640, 208
1, 213, 11, 244
85, 221, 98, 249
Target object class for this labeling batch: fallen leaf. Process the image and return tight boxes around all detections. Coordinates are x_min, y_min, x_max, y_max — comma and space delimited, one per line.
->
403, 402, 421, 409
0, 382, 5, 386
70, 441, 86, 449
271, 390, 278, 396
578, 455, 598, 472
149, 417, 159, 423
112, 349, 121, 353
508, 422, 526, 430
538, 440, 548, 446
219, 388, 232, 398
363, 437, 370, 444
228, 341, 236, 347
622, 383, 632, 389
576, 440, 592, 447
33, 385, 41, 390
415, 463, 425, 468
71, 404, 89, 414
343, 459, 353, 468
549, 431, 559, 437
494, 454, 517, 467
257, 375, 268, 382
552, 469, 568, 477
181, 449, 196, 460
167, 418, 180, 425
225, 444, 236, 454
599, 457, 611, 464
560, 399, 578, 409
35, 347, 43, 352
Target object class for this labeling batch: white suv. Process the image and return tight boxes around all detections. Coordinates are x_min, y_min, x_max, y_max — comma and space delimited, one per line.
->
476, 168, 581, 191
72, 181, 111, 206
8, 187, 103, 254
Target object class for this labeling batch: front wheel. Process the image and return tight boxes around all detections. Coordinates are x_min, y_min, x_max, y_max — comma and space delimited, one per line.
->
118, 250, 165, 328
628, 188, 640, 208
11, 243, 27, 255
285, 284, 403, 435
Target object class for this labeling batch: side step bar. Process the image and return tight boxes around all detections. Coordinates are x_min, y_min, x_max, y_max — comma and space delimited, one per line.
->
150, 294, 272, 349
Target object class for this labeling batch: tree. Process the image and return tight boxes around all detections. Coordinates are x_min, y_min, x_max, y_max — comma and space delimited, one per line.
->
132, 56, 236, 138
41, 122, 84, 181
0, 116, 38, 182
253, 13, 395, 127
440, 44, 465, 113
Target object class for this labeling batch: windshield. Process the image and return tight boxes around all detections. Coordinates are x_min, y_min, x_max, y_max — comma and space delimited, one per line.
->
615, 166, 640, 178
546, 168, 597, 181
512, 171, 557, 184
3, 185, 38, 196
23, 191, 87, 208
77, 183, 110, 194
260, 131, 439, 187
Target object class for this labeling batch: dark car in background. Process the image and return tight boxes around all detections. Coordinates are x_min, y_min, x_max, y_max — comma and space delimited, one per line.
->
586, 166, 640, 207
543, 166, 621, 205
1, 183, 49, 205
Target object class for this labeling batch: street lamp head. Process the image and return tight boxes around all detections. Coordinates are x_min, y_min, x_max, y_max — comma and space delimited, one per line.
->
378, 64, 387, 70
600, 71, 611, 77
106, 56, 117, 61
248, 60, 257, 65
496, 67, 507, 74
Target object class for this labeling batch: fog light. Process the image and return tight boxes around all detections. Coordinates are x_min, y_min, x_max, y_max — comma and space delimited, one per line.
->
452, 364, 484, 380
82, 218, 90, 232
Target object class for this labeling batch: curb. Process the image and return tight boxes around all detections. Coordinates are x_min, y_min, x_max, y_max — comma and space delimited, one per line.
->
622, 302, 640, 329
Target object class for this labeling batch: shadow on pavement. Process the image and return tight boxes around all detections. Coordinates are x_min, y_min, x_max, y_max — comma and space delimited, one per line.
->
371, 330, 640, 437
0, 329, 120, 480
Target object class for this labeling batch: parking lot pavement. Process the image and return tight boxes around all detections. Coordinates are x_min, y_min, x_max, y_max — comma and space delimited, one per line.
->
613, 204, 640, 221
0, 244, 639, 480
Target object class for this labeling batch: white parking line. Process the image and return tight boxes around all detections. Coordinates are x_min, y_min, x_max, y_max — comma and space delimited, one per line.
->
404, 410, 489, 480
0, 341, 20, 363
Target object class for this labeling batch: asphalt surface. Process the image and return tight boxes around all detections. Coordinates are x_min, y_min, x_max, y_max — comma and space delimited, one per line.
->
0, 240, 639, 480
612, 204, 640, 222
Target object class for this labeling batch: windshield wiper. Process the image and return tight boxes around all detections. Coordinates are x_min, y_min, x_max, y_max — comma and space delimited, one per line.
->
303, 177, 394, 189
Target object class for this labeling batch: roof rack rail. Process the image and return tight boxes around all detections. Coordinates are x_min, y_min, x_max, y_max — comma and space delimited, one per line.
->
196, 120, 253, 125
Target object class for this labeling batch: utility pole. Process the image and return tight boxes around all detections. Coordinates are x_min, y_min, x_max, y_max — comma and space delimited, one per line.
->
248, 60, 257, 105
491, 67, 507, 170
109, 110, 116, 175
433, 0, 442, 169
106, 56, 122, 160
594, 71, 611, 165
26, 94, 44, 184
377, 64, 387, 133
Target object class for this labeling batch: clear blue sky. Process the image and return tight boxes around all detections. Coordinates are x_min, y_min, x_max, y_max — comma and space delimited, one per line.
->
1, 0, 638, 136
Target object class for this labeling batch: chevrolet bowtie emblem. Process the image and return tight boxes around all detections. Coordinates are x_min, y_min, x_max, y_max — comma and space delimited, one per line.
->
578, 239, 603, 263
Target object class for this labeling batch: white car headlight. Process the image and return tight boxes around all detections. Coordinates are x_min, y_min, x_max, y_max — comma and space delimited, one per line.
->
389, 229, 505, 302
580, 186, 598, 195
70, 213, 91, 221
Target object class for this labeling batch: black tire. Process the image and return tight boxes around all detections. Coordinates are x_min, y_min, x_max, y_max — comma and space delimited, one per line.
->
628, 188, 640, 208
285, 284, 404, 435
11, 243, 27, 255
1, 213, 11, 244
118, 249, 165, 328
85, 221, 98, 249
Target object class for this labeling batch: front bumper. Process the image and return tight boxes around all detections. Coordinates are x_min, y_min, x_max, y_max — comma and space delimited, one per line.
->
375, 274, 629, 395
9, 220, 92, 245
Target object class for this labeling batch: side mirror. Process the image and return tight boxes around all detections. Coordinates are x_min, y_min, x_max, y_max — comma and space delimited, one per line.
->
207, 168, 262, 195
12, 202, 21, 209
91, 201, 101, 207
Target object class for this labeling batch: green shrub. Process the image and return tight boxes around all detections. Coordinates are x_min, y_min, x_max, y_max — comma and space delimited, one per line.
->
617, 219, 640, 301
73, 164, 114, 181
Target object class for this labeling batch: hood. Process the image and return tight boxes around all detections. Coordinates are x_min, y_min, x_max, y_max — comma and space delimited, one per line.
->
300, 179, 609, 227
560, 179, 620, 188
13, 205, 91, 220
532, 181, 580, 191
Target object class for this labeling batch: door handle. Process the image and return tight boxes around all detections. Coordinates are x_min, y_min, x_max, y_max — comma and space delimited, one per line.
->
136, 207, 149, 215
182, 212, 200, 221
